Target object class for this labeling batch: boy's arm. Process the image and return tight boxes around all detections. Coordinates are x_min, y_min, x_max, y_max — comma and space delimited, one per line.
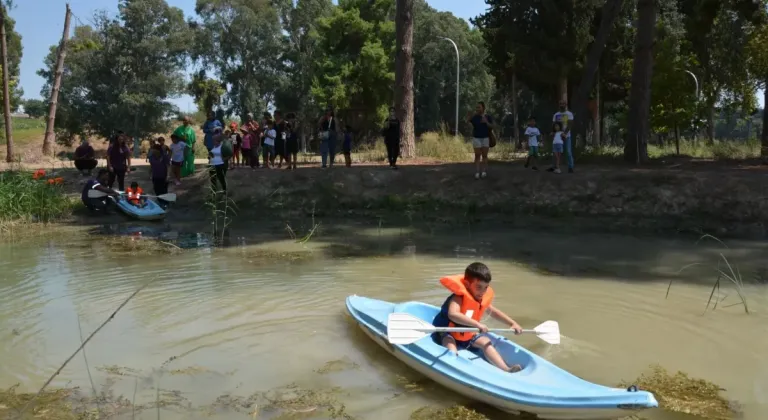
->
488, 305, 522, 333
446, 297, 485, 330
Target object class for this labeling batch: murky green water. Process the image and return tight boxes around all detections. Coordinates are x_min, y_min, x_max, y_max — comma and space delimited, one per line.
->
1, 226, 767, 419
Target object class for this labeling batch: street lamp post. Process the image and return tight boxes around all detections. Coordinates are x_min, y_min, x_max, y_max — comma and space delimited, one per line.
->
684, 70, 699, 100
438, 36, 460, 136
684, 70, 700, 154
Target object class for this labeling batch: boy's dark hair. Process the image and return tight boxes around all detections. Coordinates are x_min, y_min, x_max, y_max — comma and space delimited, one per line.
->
528, 116, 535, 121
97, 168, 109, 178
553, 122, 562, 131
465, 262, 491, 283
130, 181, 139, 188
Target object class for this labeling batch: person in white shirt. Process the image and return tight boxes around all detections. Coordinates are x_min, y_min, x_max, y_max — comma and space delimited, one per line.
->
551, 122, 564, 174
208, 134, 227, 192
263, 124, 277, 169
550, 99, 574, 173
169, 134, 187, 186
523, 117, 541, 170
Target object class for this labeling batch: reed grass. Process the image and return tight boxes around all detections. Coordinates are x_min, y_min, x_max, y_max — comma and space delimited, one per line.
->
0, 171, 75, 229
667, 234, 750, 314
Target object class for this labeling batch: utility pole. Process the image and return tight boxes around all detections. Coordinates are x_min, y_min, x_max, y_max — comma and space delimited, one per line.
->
0, 3, 13, 162
42, 3, 71, 156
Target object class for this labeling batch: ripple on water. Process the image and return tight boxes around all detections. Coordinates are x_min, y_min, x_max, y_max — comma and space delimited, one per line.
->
0, 239, 767, 419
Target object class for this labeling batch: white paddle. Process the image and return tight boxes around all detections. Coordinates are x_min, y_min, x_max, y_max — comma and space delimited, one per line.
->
386, 312, 561, 345
88, 189, 177, 202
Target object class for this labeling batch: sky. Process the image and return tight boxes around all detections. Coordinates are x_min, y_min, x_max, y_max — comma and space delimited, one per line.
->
13, 0, 487, 112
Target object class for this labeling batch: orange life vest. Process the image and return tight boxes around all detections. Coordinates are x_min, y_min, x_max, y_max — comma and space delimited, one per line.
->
440, 275, 495, 341
125, 187, 143, 205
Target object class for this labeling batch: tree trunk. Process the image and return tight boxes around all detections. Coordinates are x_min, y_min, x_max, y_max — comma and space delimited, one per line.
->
761, 80, 768, 161
395, 0, 415, 158
674, 123, 680, 156
0, 6, 12, 162
558, 77, 568, 103
42, 4, 72, 157
571, 0, 624, 147
624, 0, 657, 163
593, 67, 601, 148
512, 72, 520, 150
707, 102, 715, 143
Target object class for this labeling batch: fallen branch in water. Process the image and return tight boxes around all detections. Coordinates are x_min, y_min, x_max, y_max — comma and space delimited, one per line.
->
78, 315, 101, 417
16, 277, 159, 418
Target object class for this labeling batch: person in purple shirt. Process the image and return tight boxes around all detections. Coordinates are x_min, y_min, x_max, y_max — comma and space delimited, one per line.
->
106, 134, 132, 191
81, 169, 120, 213
73, 139, 97, 176
148, 143, 171, 206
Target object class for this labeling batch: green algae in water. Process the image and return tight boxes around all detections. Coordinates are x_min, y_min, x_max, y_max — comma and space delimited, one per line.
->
410, 405, 490, 420
314, 357, 360, 375
620, 364, 734, 419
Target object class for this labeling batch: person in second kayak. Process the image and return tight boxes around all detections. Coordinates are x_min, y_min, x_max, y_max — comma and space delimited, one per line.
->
433, 262, 524, 373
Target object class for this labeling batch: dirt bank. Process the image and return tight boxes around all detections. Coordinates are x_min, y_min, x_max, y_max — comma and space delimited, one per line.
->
8, 158, 767, 239
163, 160, 768, 239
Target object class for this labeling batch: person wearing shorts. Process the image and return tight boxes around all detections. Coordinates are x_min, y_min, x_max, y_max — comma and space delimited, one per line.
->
551, 122, 564, 174
524, 117, 541, 170
467, 101, 493, 179
169, 134, 186, 185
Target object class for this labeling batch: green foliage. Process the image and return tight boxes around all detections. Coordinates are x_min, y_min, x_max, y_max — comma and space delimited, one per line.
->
21, 98, 46, 119
412, 0, 493, 135
0, 171, 74, 224
38, 0, 192, 142
187, 69, 225, 114
194, 0, 286, 119
311, 0, 396, 128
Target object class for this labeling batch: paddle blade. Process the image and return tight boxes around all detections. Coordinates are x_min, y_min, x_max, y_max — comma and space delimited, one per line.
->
387, 313, 436, 345
87, 189, 107, 199
157, 193, 177, 202
533, 320, 561, 345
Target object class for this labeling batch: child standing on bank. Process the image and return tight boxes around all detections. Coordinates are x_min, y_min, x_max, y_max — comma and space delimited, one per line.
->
169, 134, 187, 185
523, 117, 541, 171
550, 122, 564, 174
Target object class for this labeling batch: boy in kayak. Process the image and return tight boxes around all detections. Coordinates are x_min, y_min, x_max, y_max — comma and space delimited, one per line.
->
433, 262, 524, 373
125, 182, 147, 208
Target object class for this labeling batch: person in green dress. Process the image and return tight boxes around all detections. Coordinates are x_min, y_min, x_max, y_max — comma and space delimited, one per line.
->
173, 116, 197, 177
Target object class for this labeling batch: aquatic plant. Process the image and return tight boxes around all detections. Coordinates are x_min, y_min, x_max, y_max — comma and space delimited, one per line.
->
0, 171, 76, 228
620, 364, 734, 419
409, 405, 491, 420
203, 180, 238, 245
667, 234, 750, 314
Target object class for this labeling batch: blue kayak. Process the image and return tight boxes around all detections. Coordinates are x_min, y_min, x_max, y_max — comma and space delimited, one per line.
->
115, 197, 166, 221
346, 295, 658, 420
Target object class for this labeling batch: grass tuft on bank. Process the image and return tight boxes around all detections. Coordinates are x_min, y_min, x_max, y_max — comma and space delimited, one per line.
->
0, 170, 76, 230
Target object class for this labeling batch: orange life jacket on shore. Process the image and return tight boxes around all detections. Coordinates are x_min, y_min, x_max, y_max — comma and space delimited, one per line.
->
439, 275, 495, 341
126, 187, 143, 205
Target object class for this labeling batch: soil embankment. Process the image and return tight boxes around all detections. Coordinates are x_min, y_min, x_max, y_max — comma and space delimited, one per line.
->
165, 161, 768, 239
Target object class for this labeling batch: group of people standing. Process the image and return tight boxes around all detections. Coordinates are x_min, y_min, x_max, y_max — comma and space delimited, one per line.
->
468, 99, 576, 177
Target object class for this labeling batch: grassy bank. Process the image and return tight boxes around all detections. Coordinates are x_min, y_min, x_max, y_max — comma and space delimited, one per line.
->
0, 170, 77, 232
